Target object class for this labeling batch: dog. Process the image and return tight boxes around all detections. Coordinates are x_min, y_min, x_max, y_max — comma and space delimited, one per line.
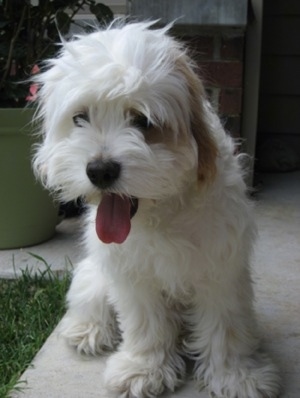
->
33, 21, 280, 398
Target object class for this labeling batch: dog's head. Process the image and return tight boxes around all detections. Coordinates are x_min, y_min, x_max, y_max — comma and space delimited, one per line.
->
33, 21, 217, 243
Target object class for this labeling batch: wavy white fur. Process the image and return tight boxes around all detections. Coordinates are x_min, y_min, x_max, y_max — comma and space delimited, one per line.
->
33, 21, 280, 398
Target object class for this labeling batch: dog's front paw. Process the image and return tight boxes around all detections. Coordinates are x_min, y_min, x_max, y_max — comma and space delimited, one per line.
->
104, 350, 185, 398
196, 353, 280, 398
59, 315, 120, 355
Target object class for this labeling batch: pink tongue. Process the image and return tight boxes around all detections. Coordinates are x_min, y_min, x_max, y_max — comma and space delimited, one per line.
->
96, 194, 131, 244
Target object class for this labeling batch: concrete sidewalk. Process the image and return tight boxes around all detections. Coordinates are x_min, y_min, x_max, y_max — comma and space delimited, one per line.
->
2, 172, 300, 398
0, 218, 83, 279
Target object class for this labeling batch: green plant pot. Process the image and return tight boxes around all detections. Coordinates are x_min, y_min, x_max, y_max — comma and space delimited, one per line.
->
0, 108, 58, 249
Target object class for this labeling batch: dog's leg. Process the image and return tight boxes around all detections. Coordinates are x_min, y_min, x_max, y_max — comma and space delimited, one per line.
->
185, 273, 280, 398
59, 257, 119, 355
104, 280, 185, 397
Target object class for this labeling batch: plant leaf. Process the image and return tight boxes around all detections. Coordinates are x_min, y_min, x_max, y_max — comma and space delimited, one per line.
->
55, 10, 71, 35
90, 3, 113, 25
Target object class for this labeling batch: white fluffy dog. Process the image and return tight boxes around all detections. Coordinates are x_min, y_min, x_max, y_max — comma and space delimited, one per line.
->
33, 21, 280, 398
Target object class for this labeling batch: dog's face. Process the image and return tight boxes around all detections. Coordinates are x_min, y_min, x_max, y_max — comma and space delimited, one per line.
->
34, 22, 217, 243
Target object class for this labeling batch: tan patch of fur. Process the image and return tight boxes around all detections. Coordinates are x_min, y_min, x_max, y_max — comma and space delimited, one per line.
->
128, 109, 175, 146
176, 56, 218, 184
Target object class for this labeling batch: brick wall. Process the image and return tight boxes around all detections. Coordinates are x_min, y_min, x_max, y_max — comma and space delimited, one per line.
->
183, 30, 245, 138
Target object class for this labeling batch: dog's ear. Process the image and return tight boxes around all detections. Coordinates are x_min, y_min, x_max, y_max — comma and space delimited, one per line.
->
176, 57, 218, 184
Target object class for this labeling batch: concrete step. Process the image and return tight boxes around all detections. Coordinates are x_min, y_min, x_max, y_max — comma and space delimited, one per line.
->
10, 322, 207, 398
4, 172, 300, 397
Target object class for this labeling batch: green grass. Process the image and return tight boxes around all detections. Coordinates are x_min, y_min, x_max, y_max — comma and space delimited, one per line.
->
0, 254, 71, 398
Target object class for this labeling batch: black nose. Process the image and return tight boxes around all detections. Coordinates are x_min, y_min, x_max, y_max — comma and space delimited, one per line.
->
86, 160, 121, 189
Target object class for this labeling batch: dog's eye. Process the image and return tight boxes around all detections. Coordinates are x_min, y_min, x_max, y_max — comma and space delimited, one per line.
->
73, 112, 89, 127
132, 114, 153, 130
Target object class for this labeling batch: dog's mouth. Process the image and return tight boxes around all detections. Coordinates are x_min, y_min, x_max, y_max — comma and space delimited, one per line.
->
95, 193, 138, 244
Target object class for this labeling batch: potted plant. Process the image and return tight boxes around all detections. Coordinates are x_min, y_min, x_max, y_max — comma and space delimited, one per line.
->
0, 0, 113, 249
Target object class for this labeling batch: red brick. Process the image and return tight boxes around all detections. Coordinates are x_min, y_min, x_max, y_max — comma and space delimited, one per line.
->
198, 61, 243, 88
219, 88, 243, 115
185, 35, 214, 60
221, 36, 245, 60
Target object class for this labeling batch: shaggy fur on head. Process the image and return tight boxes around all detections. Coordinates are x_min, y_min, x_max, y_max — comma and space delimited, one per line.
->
33, 21, 280, 398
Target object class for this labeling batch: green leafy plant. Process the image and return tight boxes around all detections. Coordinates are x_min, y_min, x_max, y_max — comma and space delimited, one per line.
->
0, 0, 113, 107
